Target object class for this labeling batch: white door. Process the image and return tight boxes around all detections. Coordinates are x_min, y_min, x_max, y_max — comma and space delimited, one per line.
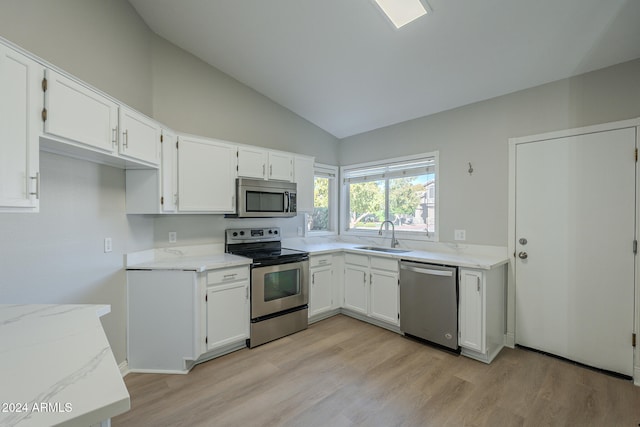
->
515, 127, 636, 376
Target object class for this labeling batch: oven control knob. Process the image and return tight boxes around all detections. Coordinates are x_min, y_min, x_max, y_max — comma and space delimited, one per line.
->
239, 231, 245, 236
268, 230, 273, 234
232, 232, 238, 237
274, 230, 278, 234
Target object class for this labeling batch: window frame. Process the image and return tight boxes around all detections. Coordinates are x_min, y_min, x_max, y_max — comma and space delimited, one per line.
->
307, 163, 339, 236
339, 151, 439, 242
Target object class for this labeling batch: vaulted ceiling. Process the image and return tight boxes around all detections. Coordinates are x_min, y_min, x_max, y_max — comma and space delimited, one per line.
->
129, 0, 640, 138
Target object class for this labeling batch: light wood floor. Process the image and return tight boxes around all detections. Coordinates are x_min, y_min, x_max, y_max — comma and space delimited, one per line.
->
113, 315, 640, 426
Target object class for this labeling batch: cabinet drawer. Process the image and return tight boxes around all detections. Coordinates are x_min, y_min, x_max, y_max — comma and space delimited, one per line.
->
345, 253, 368, 267
310, 254, 332, 268
370, 256, 398, 272
207, 266, 249, 285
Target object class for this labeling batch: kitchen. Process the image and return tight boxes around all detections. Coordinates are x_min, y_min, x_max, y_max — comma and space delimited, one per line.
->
1, 0, 640, 425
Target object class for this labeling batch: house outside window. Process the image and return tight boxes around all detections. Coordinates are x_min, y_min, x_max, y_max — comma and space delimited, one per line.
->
341, 152, 438, 240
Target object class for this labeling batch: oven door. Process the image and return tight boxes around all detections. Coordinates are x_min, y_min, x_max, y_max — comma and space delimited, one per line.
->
251, 260, 309, 319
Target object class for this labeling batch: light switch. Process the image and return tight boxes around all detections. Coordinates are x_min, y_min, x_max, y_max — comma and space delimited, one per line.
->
104, 237, 112, 253
169, 232, 177, 243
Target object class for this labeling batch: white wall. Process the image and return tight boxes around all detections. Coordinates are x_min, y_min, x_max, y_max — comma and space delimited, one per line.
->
339, 58, 640, 246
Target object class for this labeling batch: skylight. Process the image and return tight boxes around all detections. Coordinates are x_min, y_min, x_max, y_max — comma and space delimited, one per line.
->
374, 0, 430, 29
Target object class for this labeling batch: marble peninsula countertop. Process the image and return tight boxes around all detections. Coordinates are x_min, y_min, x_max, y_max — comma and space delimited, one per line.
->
125, 244, 252, 272
0, 304, 130, 427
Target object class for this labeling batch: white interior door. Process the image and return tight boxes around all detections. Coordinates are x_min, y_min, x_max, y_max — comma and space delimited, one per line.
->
515, 127, 636, 377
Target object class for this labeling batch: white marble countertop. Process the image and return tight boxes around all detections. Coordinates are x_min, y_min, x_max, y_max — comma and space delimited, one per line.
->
282, 240, 509, 270
126, 253, 252, 272
125, 244, 252, 272
0, 304, 130, 427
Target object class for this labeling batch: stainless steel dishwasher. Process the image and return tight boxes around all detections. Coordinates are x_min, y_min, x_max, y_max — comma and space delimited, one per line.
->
399, 261, 459, 352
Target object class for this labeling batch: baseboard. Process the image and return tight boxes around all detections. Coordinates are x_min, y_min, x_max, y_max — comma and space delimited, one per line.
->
118, 360, 129, 377
504, 332, 515, 348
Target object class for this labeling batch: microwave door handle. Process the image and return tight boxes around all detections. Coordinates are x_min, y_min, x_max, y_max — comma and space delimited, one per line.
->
284, 191, 290, 212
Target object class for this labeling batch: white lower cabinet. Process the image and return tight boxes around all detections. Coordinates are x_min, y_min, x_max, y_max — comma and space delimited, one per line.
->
127, 265, 250, 374
309, 254, 334, 318
343, 253, 399, 328
205, 267, 249, 351
458, 266, 506, 363
344, 263, 368, 315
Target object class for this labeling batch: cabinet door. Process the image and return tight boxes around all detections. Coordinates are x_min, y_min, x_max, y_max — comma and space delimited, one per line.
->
161, 129, 178, 212
268, 151, 293, 181
119, 106, 160, 165
294, 155, 315, 213
206, 281, 249, 350
459, 269, 485, 353
44, 69, 118, 154
0, 45, 41, 212
370, 269, 399, 325
178, 136, 237, 212
310, 265, 333, 317
344, 265, 368, 315
238, 146, 267, 179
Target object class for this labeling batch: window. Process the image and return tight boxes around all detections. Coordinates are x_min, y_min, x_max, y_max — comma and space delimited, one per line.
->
341, 152, 437, 239
307, 164, 338, 234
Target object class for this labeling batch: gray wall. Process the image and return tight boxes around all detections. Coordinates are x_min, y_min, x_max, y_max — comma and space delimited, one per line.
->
0, 0, 339, 365
339, 58, 640, 246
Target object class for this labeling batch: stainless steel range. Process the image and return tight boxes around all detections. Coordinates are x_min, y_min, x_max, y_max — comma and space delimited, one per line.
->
225, 227, 309, 348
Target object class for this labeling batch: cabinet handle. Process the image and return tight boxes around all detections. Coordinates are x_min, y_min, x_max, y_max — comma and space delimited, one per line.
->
318, 259, 327, 265
29, 173, 40, 199
263, 164, 266, 177
363, 272, 366, 283
312, 273, 315, 284
270, 164, 273, 177
223, 273, 238, 280
370, 273, 372, 285
477, 276, 481, 292
246, 286, 249, 300
111, 127, 118, 147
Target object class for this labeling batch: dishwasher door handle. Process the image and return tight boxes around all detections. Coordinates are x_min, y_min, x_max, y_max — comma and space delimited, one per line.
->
400, 264, 453, 277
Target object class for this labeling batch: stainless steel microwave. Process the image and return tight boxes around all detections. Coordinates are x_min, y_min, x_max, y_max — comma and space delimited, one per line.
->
232, 178, 297, 218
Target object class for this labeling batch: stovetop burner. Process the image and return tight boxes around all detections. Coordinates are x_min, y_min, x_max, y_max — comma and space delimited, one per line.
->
225, 227, 308, 266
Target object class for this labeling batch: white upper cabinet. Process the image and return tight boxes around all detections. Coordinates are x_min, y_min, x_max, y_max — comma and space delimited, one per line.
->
118, 106, 160, 166
0, 45, 42, 212
177, 135, 237, 213
237, 146, 294, 182
237, 146, 268, 179
268, 151, 293, 181
43, 69, 118, 154
125, 128, 177, 214
160, 129, 178, 212
294, 155, 314, 213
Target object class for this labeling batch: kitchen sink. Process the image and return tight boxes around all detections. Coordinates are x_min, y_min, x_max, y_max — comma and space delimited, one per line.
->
355, 246, 410, 254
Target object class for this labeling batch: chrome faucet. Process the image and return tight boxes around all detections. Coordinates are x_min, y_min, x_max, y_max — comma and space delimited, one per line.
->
378, 220, 399, 248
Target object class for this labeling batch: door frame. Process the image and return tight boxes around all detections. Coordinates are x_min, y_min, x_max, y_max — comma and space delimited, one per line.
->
507, 117, 640, 385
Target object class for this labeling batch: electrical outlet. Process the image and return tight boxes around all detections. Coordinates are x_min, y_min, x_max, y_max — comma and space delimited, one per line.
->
169, 232, 177, 243
104, 237, 112, 253
454, 229, 466, 241
297, 226, 303, 237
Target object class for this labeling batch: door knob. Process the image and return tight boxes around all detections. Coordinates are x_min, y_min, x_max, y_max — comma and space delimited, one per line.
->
518, 251, 528, 259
